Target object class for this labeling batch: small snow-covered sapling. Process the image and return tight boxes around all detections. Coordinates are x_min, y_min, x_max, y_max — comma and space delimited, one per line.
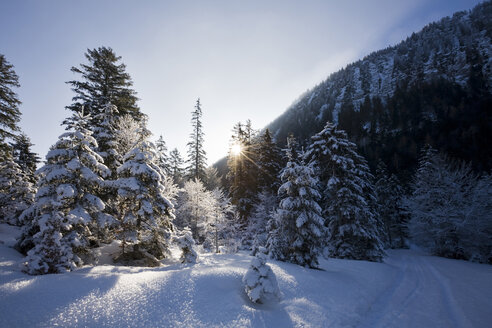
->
174, 228, 198, 264
243, 247, 280, 304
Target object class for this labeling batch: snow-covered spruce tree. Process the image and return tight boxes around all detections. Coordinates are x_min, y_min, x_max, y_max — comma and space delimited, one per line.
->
243, 247, 280, 304
0, 151, 35, 225
0, 54, 22, 158
174, 227, 198, 264
10, 133, 40, 185
249, 190, 278, 255
268, 137, 325, 268
265, 211, 282, 260
63, 105, 121, 241
155, 134, 171, 177
92, 103, 121, 179
186, 98, 207, 181
266, 135, 298, 261
169, 148, 185, 186
20, 111, 113, 274
304, 122, 385, 262
374, 160, 408, 249
114, 140, 174, 266
89, 103, 122, 242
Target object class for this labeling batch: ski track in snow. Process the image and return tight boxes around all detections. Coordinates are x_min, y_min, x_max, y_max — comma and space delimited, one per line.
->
356, 250, 475, 328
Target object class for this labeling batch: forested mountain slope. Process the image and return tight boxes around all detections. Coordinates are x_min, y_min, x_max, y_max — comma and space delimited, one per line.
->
266, 1, 492, 178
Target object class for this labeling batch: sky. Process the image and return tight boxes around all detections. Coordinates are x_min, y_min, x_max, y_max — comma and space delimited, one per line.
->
0, 0, 484, 165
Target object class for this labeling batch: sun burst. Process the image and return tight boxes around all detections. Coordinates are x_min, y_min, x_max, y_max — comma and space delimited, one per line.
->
231, 143, 242, 156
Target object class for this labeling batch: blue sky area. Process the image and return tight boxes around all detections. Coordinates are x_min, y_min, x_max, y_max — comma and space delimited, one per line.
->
0, 0, 484, 164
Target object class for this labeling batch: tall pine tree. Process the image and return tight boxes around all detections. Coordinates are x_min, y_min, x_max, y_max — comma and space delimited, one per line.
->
66, 47, 140, 120
186, 98, 207, 181
65, 47, 142, 177
0, 54, 22, 158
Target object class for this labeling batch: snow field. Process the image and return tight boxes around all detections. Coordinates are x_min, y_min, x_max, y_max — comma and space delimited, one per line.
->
1, 224, 491, 327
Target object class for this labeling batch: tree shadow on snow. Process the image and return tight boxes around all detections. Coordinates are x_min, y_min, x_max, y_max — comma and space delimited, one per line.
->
240, 290, 295, 327
0, 267, 120, 327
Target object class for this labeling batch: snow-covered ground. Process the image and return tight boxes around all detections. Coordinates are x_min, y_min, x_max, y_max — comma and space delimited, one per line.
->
1, 223, 491, 328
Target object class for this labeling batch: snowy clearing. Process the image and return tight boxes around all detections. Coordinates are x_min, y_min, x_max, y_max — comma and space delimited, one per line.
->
0, 224, 491, 328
